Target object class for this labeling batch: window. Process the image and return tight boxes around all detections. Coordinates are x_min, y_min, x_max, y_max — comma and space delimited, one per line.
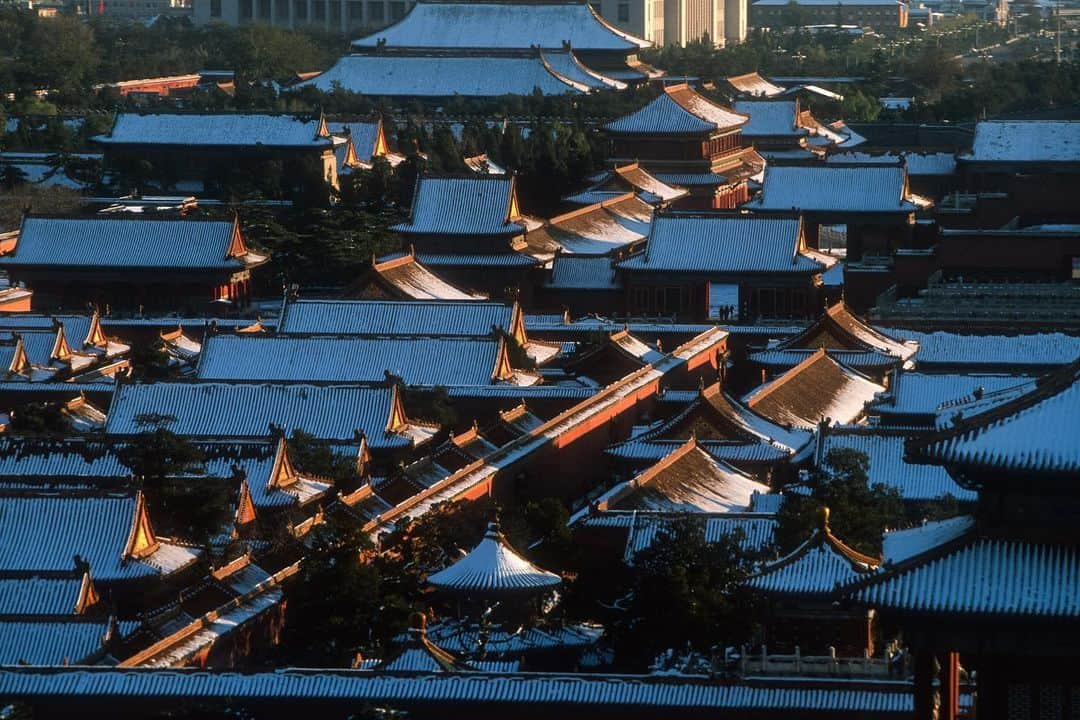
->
239, 0, 252, 18
367, 0, 383, 20
329, 0, 340, 20
348, 0, 361, 18
312, 0, 324, 19
209, 0, 221, 16
294, 0, 306, 18
617, 2, 629, 21
389, 0, 404, 18
275, 0, 288, 18
258, 0, 270, 17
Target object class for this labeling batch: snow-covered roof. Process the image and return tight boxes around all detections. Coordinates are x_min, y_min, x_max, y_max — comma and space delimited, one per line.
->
94, 113, 335, 148
743, 349, 884, 429
604, 84, 747, 135
351, 1, 651, 52
537, 195, 652, 255
727, 72, 786, 98
0, 666, 923, 711
818, 429, 976, 502
427, 522, 561, 593
961, 120, 1080, 164
106, 382, 412, 447
618, 215, 828, 274
297, 51, 598, 98
0, 575, 94, 616
546, 255, 622, 289
732, 100, 807, 138
856, 537, 1080, 618
826, 151, 957, 176
919, 360, 1080, 476
0, 491, 197, 582
0, 619, 137, 666
766, 303, 916, 368
881, 515, 974, 566
588, 439, 770, 514
393, 176, 522, 237
747, 165, 916, 213
370, 252, 487, 301
327, 120, 382, 159
2, 217, 266, 271
889, 329, 1080, 372
868, 371, 1033, 425
278, 299, 517, 338
195, 335, 511, 386
746, 511, 879, 597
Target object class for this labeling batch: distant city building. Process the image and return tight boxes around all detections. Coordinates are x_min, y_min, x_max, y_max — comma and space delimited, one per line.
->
750, 0, 908, 29
589, 0, 747, 46
192, 0, 402, 31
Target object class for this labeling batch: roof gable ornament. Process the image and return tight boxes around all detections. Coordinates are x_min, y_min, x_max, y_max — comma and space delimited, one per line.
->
84, 310, 108, 349
7, 335, 30, 377
268, 434, 299, 491
51, 321, 73, 362
122, 491, 160, 561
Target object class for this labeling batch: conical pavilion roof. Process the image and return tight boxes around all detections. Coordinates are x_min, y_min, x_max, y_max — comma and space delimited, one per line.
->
427, 522, 561, 594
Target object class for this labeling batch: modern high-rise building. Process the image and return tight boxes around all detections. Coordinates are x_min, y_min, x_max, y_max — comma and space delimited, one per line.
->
591, 0, 746, 46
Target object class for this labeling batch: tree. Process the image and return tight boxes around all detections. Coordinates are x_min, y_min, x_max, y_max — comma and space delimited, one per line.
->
287, 429, 357, 485
10, 401, 71, 436
774, 448, 906, 556
608, 517, 755, 669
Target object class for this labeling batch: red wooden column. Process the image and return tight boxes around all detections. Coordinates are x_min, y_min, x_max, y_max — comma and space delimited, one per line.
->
913, 647, 936, 720
940, 651, 960, 720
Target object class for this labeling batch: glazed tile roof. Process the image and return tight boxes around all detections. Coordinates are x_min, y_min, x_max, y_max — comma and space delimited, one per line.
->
0, 492, 161, 581
606, 438, 791, 464
590, 440, 771, 514
94, 113, 334, 148
604, 85, 748, 135
960, 120, 1080, 163
298, 53, 590, 97
743, 350, 884, 429
195, 335, 507, 386
415, 253, 539, 268
392, 177, 523, 237
727, 72, 786, 97
746, 516, 879, 597
918, 360, 1080, 475
0, 667, 920, 712
351, 2, 651, 51
886, 329, 1080, 371
868, 372, 1033, 425
585, 512, 778, 562
420, 618, 602, 659
855, 538, 1080, 618
618, 215, 827, 274
106, 383, 409, 447
427, 522, 561, 593
750, 348, 898, 373
0, 441, 129, 484
777, 303, 917, 360
881, 516, 974, 566
541, 50, 627, 90
817, 430, 976, 502
278, 299, 516, 338
370, 253, 487, 301
2, 217, 265, 271
546, 255, 622, 289
732, 100, 807, 138
826, 151, 957, 176
539, 196, 653, 255
0, 619, 137, 665
746, 165, 916, 213
0, 576, 90, 616
327, 121, 381, 159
